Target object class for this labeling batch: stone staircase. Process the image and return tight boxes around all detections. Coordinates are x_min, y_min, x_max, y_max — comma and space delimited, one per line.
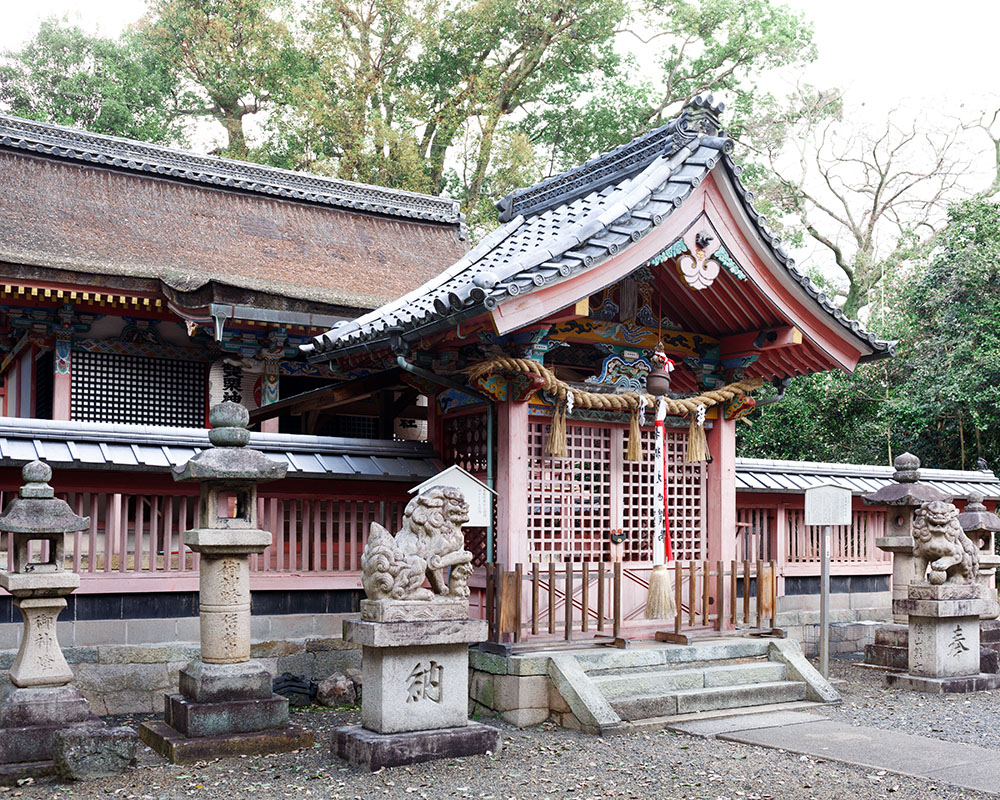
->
544, 638, 838, 733
591, 657, 806, 721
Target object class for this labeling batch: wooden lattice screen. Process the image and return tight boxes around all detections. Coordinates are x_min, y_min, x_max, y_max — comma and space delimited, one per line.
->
786, 508, 889, 563
526, 419, 705, 563
441, 410, 489, 475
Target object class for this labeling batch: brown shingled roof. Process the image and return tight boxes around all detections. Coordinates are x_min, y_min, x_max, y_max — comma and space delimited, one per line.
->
0, 119, 468, 311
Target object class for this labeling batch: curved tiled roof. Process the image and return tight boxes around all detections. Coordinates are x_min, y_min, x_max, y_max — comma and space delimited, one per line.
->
0, 114, 462, 224
304, 97, 894, 362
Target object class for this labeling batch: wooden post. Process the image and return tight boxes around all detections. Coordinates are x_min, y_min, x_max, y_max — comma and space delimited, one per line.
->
581, 562, 590, 633
674, 559, 683, 634
495, 400, 531, 568
729, 559, 737, 627
715, 560, 724, 631
548, 562, 556, 635
612, 561, 622, 641
597, 562, 606, 632
486, 563, 496, 642
702, 560, 710, 626
756, 559, 764, 628
531, 562, 539, 635
564, 562, 573, 641
515, 563, 523, 642
770, 559, 779, 629
705, 416, 737, 564
688, 560, 696, 627
743, 559, 751, 625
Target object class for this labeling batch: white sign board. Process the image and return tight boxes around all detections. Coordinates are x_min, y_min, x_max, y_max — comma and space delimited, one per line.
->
804, 484, 852, 526
409, 465, 495, 527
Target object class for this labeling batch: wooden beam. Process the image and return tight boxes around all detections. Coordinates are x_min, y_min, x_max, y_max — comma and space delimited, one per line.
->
547, 317, 716, 358
248, 368, 404, 423
720, 326, 801, 358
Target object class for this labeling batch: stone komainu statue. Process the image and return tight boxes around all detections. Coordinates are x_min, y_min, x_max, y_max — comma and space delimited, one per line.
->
912, 500, 979, 585
361, 486, 475, 602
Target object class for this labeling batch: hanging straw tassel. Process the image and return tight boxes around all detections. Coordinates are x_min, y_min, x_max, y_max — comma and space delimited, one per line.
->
545, 397, 568, 458
684, 404, 711, 463
625, 404, 643, 463
646, 398, 676, 619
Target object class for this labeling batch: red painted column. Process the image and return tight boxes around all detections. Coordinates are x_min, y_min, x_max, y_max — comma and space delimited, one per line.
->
705, 416, 737, 565
495, 399, 530, 568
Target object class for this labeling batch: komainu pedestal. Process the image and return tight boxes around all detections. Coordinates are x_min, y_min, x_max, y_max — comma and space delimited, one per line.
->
332, 488, 500, 770
139, 403, 313, 762
886, 501, 1000, 693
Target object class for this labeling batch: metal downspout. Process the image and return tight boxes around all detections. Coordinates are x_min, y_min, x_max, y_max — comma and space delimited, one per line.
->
395, 356, 496, 563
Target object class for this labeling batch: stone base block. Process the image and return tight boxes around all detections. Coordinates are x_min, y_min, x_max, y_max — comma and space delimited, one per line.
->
909, 613, 980, 677
363, 643, 468, 734
0, 686, 91, 727
179, 660, 273, 703
331, 723, 501, 771
164, 693, 289, 738
53, 726, 138, 780
863, 643, 908, 671
0, 760, 57, 786
138, 720, 314, 764
0, 721, 95, 765
361, 598, 470, 623
885, 672, 1000, 694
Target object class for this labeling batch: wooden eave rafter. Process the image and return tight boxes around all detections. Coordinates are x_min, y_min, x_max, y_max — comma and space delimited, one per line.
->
248, 367, 405, 423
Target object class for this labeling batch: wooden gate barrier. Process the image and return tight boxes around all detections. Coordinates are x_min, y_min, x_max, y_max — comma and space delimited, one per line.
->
484, 559, 779, 647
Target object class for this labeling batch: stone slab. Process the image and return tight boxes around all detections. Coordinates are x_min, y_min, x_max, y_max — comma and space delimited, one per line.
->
719, 718, 1000, 796
362, 643, 468, 734
884, 672, 1000, 693
361, 598, 470, 623
138, 720, 313, 764
182, 528, 271, 554
164, 693, 289, 738
897, 598, 985, 618
0, 572, 79, 593
331, 722, 501, 771
345, 619, 487, 648
875, 536, 914, 551
908, 583, 980, 601
0, 759, 57, 786
0, 686, 91, 727
53, 725, 138, 780
179, 660, 273, 702
666, 710, 828, 738
547, 655, 622, 734
0, 720, 94, 765
768, 639, 841, 703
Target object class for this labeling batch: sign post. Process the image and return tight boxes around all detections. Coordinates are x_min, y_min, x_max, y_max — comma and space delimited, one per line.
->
804, 484, 852, 678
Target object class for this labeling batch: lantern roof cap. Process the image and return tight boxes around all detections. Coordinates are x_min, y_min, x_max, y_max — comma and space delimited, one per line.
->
0, 461, 90, 533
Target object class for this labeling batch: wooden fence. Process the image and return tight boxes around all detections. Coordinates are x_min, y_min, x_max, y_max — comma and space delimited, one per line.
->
484, 559, 779, 647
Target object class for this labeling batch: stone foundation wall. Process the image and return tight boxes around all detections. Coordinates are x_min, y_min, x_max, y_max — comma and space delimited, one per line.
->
776, 590, 891, 657
0, 613, 360, 715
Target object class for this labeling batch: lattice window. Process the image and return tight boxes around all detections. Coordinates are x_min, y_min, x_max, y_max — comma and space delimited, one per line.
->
527, 421, 614, 562
442, 411, 489, 475
527, 419, 705, 563
71, 352, 205, 427
621, 426, 705, 561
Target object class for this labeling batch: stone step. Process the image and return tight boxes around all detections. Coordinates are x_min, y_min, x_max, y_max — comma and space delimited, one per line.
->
874, 625, 909, 648
592, 661, 787, 700
612, 680, 807, 721
574, 638, 772, 674
624, 700, 827, 733
864, 643, 908, 671
981, 620, 1000, 643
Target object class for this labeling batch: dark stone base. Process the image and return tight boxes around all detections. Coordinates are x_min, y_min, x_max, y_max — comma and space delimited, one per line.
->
0, 720, 96, 766
139, 720, 314, 764
54, 726, 138, 780
331, 723, 502, 771
863, 643, 908, 670
165, 693, 289, 738
884, 672, 1000, 694
179, 661, 273, 703
863, 624, 1000, 673
0, 760, 57, 786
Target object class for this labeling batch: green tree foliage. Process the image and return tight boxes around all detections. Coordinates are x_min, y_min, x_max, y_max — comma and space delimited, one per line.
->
1, 0, 816, 222
0, 19, 184, 144
741, 199, 1000, 471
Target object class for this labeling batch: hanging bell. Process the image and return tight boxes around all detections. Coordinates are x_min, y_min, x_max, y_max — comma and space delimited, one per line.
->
646, 342, 674, 397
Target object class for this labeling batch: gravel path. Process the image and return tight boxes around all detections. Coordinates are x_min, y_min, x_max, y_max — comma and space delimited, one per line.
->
7, 694, 997, 800
822, 656, 1000, 749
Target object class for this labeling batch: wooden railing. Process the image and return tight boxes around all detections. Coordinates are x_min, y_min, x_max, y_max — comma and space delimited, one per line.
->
0, 489, 409, 592
485, 559, 779, 647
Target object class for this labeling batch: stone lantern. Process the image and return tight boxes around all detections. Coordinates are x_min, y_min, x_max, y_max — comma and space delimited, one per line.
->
0, 462, 136, 780
863, 453, 951, 623
139, 402, 313, 762
958, 493, 1000, 620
